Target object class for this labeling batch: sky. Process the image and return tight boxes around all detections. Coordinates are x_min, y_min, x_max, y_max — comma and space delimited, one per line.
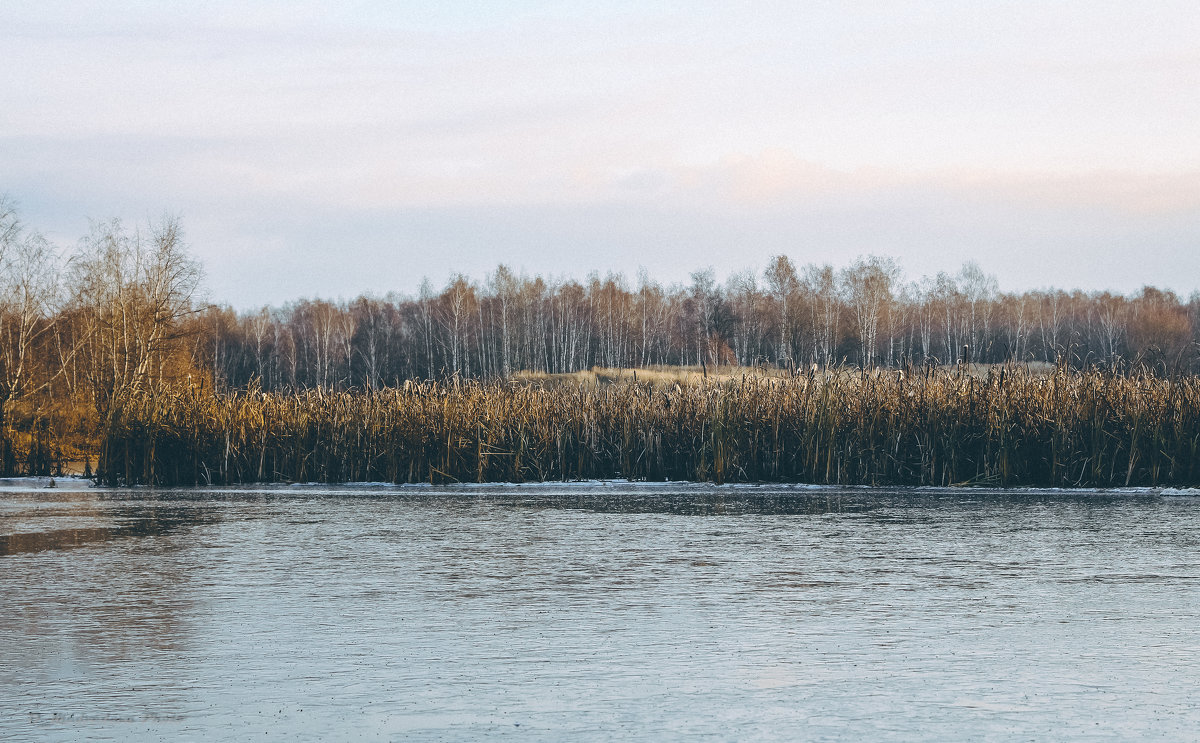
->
3, 1, 1199, 308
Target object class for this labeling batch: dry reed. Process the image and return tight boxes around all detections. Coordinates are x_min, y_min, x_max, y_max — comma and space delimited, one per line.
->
97, 366, 1200, 488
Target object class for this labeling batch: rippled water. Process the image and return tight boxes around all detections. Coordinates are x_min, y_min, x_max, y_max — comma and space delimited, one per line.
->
3, 480, 1200, 741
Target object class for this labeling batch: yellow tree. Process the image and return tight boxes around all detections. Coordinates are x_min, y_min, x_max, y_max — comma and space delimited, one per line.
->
70, 216, 203, 410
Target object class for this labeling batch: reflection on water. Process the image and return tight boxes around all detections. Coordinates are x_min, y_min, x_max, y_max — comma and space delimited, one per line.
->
2, 481, 1200, 742
0, 506, 219, 555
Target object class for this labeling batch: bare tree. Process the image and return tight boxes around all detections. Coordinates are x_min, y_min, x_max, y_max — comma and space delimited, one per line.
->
1089, 292, 1127, 365
958, 261, 998, 358
0, 199, 64, 457
70, 215, 203, 406
1036, 289, 1067, 364
0, 218, 60, 404
764, 255, 799, 366
438, 275, 476, 377
490, 265, 519, 377
803, 264, 841, 368
841, 256, 899, 367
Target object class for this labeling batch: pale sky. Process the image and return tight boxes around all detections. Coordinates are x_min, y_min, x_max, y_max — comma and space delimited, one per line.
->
4, 1, 1199, 307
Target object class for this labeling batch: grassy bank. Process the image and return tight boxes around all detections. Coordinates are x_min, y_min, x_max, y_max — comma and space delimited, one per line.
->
94, 366, 1200, 487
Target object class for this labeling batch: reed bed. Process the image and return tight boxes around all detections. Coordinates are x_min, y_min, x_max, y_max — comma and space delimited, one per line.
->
97, 367, 1200, 488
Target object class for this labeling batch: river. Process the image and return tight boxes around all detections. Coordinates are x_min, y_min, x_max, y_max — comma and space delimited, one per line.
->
3, 480, 1199, 741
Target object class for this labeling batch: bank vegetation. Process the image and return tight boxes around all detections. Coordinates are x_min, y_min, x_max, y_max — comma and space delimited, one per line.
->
3, 195, 1199, 486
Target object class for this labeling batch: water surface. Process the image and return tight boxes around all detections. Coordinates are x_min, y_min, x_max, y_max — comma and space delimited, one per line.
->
3, 480, 1199, 741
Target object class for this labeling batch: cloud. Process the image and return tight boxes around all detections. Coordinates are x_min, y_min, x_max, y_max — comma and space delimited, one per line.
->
5, 2, 1200, 305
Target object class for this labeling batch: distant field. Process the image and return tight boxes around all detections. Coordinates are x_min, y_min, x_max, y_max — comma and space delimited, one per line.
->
514, 365, 792, 387
515, 362, 1059, 387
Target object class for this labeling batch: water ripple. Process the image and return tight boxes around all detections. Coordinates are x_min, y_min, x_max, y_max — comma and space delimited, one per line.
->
1, 483, 1199, 742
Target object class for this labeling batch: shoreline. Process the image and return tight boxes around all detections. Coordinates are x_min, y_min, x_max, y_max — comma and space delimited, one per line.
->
2, 476, 1197, 497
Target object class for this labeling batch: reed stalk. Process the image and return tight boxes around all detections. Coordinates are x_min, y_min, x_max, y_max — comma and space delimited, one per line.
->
97, 366, 1200, 488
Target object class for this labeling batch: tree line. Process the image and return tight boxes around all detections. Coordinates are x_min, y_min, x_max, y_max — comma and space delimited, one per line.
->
200, 257, 1200, 392
3, 196, 1200, 438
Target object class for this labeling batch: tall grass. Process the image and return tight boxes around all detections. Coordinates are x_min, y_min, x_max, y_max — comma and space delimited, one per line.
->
97, 366, 1200, 487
